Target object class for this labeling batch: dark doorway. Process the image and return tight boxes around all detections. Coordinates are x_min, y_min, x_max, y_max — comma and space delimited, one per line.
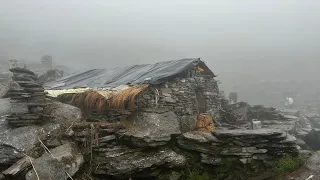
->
195, 89, 206, 113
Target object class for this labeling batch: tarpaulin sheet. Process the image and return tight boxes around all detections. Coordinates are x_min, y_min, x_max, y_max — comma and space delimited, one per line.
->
45, 58, 214, 90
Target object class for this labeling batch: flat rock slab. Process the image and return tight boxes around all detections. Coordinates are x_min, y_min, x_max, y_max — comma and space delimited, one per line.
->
221, 147, 268, 156
25, 143, 84, 180
122, 108, 181, 147
283, 115, 299, 120
45, 100, 82, 125
9, 68, 36, 76
94, 148, 186, 178
180, 131, 221, 143
213, 129, 284, 137
177, 131, 222, 155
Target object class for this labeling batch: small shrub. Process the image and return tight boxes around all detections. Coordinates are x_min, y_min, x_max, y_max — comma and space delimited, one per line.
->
275, 154, 304, 173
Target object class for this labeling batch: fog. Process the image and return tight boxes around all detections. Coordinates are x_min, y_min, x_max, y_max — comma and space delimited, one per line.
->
1, 0, 320, 107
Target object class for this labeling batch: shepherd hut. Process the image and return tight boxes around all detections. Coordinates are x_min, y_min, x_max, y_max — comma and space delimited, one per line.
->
45, 58, 222, 132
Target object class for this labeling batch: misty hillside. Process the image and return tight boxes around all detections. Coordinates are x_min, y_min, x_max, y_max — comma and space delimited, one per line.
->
1, 0, 319, 109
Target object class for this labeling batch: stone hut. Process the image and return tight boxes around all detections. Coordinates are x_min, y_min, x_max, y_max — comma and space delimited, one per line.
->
45, 58, 222, 132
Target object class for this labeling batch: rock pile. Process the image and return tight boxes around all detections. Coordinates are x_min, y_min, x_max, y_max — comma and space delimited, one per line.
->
249, 105, 284, 120
66, 109, 186, 179
4, 68, 47, 127
230, 103, 301, 132
0, 100, 83, 179
70, 121, 126, 154
178, 129, 299, 166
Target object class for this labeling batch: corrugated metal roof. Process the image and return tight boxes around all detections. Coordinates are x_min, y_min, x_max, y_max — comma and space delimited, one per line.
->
45, 58, 214, 90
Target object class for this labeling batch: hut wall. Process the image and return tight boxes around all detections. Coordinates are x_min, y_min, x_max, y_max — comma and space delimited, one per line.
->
138, 73, 221, 132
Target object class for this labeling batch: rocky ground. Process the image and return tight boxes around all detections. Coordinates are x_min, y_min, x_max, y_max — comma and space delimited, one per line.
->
0, 99, 316, 180
0, 98, 84, 179
0, 69, 320, 179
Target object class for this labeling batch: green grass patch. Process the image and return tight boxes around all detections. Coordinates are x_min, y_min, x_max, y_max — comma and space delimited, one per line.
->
274, 154, 304, 174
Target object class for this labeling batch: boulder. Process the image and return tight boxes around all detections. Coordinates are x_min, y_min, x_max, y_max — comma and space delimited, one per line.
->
122, 108, 181, 147
304, 129, 320, 151
0, 123, 60, 167
0, 99, 36, 166
0, 98, 80, 167
44, 100, 82, 125
93, 148, 186, 179
25, 143, 84, 180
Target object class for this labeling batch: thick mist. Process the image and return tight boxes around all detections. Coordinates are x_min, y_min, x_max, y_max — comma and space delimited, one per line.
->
1, 0, 320, 106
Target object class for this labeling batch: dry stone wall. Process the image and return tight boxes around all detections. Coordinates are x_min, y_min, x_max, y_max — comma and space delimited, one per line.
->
139, 73, 222, 132
178, 129, 300, 166
3, 68, 48, 127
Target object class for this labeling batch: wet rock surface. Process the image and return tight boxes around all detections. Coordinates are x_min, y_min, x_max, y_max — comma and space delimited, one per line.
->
93, 147, 186, 179
122, 108, 181, 147
0, 98, 82, 169
0, 126, 40, 166
0, 68, 314, 179
45, 100, 82, 125
178, 129, 299, 166
25, 143, 84, 180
